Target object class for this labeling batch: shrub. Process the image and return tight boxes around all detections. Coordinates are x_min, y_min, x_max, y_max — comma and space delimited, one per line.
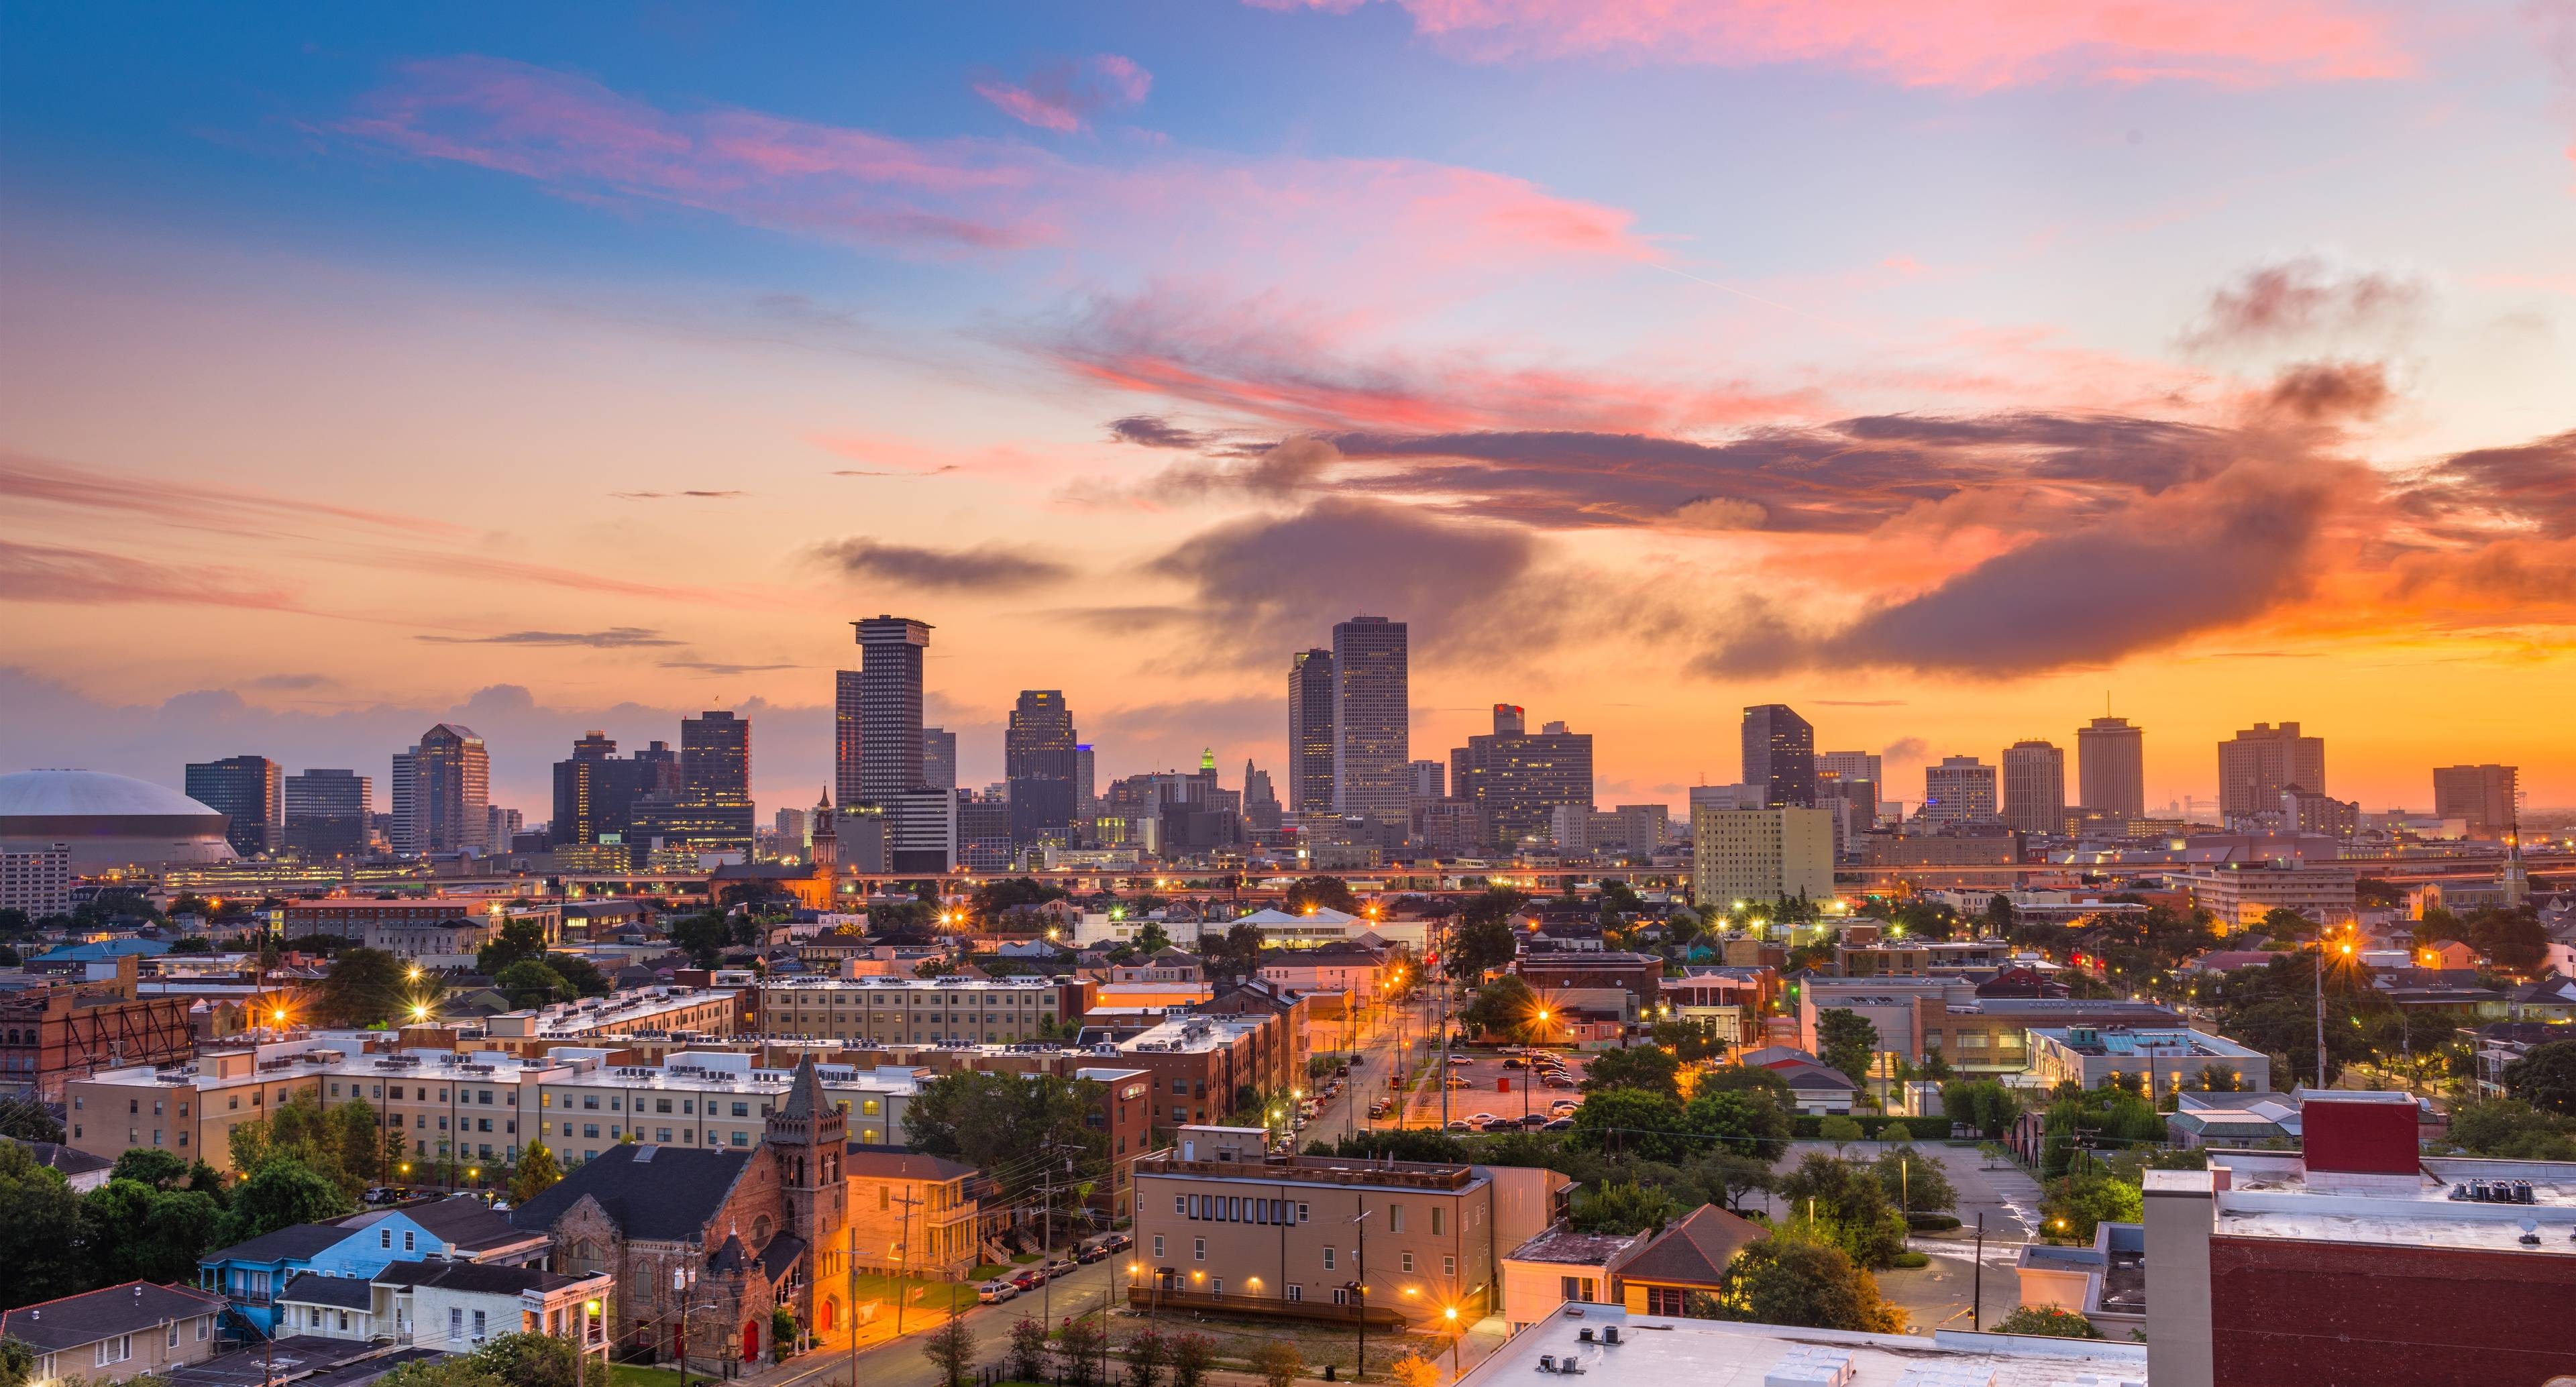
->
1990, 1305, 2105, 1339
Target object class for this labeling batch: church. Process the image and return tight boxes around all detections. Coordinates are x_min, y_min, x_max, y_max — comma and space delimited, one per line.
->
706, 788, 845, 912
509, 1054, 850, 1370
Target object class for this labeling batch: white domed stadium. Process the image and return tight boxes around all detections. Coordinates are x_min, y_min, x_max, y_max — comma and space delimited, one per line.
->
0, 769, 237, 871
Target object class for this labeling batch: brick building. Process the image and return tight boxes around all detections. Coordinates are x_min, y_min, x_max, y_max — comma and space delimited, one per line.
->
0, 957, 195, 1101
1116, 1012, 1293, 1129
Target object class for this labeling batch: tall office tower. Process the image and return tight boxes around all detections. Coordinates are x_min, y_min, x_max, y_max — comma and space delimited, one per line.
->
1407, 759, 1447, 800
1244, 761, 1281, 832
2432, 764, 2520, 838
773, 806, 812, 854
185, 755, 283, 856
851, 616, 930, 799
486, 805, 523, 848
2076, 716, 2147, 821
551, 731, 617, 845
1005, 690, 1080, 846
669, 710, 755, 856
834, 669, 866, 809
1920, 755, 1998, 824
283, 768, 370, 858
2217, 722, 2326, 818
409, 724, 490, 854
2001, 740, 2068, 835
922, 727, 957, 794
389, 749, 417, 855
1287, 648, 1336, 814
1451, 706, 1595, 848
1332, 616, 1409, 826
1074, 744, 1096, 821
1819, 751, 1882, 787
1741, 705, 1818, 808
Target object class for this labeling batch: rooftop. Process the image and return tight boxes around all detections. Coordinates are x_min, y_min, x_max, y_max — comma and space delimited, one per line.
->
1457, 1304, 2148, 1387
2182, 1152, 2576, 1258
1505, 1227, 1640, 1267
2030, 1026, 2261, 1059
1138, 1150, 1482, 1192
1119, 1012, 1273, 1054
760, 975, 1065, 991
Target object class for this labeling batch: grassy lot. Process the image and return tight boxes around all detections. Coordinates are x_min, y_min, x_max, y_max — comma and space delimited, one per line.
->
843, 1272, 979, 1320
1110, 1313, 1449, 1379
970, 1264, 1016, 1281
605, 1366, 688, 1387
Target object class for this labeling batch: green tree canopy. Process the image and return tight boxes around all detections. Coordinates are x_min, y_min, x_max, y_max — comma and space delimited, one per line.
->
1459, 976, 1540, 1042
1776, 1154, 1908, 1268
0, 1140, 91, 1302
1872, 1144, 1957, 1213
1566, 1087, 1690, 1162
1580, 1045, 1680, 1100
2444, 1099, 2576, 1160
1283, 877, 1361, 915
1815, 1009, 1879, 1086
474, 918, 549, 975
543, 952, 613, 997
904, 1071, 1108, 1201
2040, 1170, 2142, 1243
110, 1147, 191, 1189
223, 1155, 356, 1245
1990, 1305, 2104, 1339
1715, 1231, 1901, 1333
494, 959, 574, 1009
1682, 1089, 1792, 1163
2504, 1040, 2576, 1116
510, 1142, 563, 1204
317, 948, 409, 1026
1446, 889, 1526, 981
1565, 1180, 1682, 1235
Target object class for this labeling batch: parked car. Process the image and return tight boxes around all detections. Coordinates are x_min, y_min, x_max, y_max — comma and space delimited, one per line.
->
1102, 1232, 1134, 1253
1335, 1063, 1351, 1076
1550, 1099, 1581, 1114
1519, 1113, 1550, 1127
1076, 1241, 1109, 1264
1445, 1119, 1472, 1131
979, 1280, 1018, 1303
1502, 1057, 1526, 1068
1467, 1112, 1501, 1128
1446, 1055, 1473, 1066
1368, 1099, 1393, 1117
362, 1187, 405, 1206
1444, 1075, 1472, 1090
1542, 1117, 1575, 1131
1011, 1268, 1045, 1291
1046, 1258, 1077, 1279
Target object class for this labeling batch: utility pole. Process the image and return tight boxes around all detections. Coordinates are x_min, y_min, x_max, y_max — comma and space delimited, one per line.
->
1348, 1207, 1373, 1381
1970, 1212, 1984, 1330
846, 1223, 859, 1387
2312, 936, 2327, 1091
893, 1190, 923, 1339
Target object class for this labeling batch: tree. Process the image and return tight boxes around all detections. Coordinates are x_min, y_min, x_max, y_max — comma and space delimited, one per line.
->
137, 1190, 227, 1284
1006, 1318, 1052, 1382
545, 952, 613, 997
905, 1071, 1108, 1201
1776, 1154, 1908, 1269
1252, 1340, 1304, 1387
1566, 1088, 1690, 1162
2504, 1040, 2576, 1117
2445, 1099, 2576, 1160
0, 1335, 36, 1387
111, 1148, 191, 1188
1682, 1089, 1793, 1163
494, 960, 574, 1009
1053, 1317, 1105, 1387
1696, 1064, 1793, 1103
2040, 1170, 2142, 1243
317, 948, 409, 1026
468, 1333, 579, 1387
1203, 922, 1267, 983
1815, 1116, 1864, 1148
2468, 907, 2549, 975
376, 1358, 508, 1387
1460, 976, 1540, 1042
334, 1099, 385, 1183
1939, 1081, 2022, 1140
1567, 1180, 1682, 1235
1815, 1009, 1879, 1087
921, 1316, 976, 1387
1446, 889, 1526, 982
0, 1141, 89, 1302
1166, 1333, 1214, 1387
475, 918, 549, 975
511, 1142, 563, 1203
1990, 1305, 2104, 1339
1122, 1327, 1167, 1387
223, 1156, 355, 1244
771, 1306, 797, 1362
1387, 1354, 1438, 1387
1715, 1232, 1901, 1333
1132, 922, 1174, 956
1580, 1046, 1680, 1101
672, 912, 731, 968
1872, 1144, 1955, 1214
1283, 876, 1361, 916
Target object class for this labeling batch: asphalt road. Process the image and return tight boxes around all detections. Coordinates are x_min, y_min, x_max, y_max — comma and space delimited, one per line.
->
761, 1257, 1126, 1387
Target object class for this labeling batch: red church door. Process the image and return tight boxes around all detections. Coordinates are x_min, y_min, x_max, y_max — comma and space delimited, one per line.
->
741, 1319, 759, 1362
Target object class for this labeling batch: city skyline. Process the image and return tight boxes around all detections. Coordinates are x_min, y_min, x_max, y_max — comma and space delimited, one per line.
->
8, 6, 2576, 814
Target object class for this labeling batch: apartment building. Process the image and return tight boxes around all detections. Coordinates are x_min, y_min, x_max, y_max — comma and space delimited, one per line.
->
279, 897, 560, 950
2179, 862, 2360, 928
2028, 1025, 2271, 1093
1794, 977, 2185, 1083
66, 1039, 368, 1172
1130, 1127, 1567, 1324
755, 975, 1092, 1046
1117, 1013, 1294, 1129
478, 985, 746, 1049
1256, 941, 1393, 1007
843, 1147, 983, 1280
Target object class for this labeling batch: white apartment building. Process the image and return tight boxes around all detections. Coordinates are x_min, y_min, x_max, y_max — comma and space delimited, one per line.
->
1690, 806, 1834, 907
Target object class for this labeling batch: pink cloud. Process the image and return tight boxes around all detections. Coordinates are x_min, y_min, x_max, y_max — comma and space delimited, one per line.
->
338, 56, 1649, 283
1256, 0, 2409, 89
974, 54, 1155, 133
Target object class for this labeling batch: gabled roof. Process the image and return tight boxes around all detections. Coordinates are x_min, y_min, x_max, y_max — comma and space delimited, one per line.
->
1, 1282, 225, 1351
508, 1144, 755, 1243
203, 1222, 359, 1265
397, 1194, 541, 1254
3, 1138, 113, 1178
842, 1144, 978, 1182
757, 1232, 808, 1284
1617, 1205, 1764, 1288
1773, 1062, 1858, 1092
373, 1260, 592, 1296
278, 1274, 375, 1311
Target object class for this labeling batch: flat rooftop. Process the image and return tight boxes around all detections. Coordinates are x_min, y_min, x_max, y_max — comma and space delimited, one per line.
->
761, 975, 1063, 991
2198, 1154, 2576, 1258
2031, 1027, 2261, 1059
1458, 1304, 2148, 1387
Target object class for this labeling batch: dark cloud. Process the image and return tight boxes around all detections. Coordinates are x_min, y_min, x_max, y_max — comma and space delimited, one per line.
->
1698, 461, 2341, 677
418, 628, 680, 649
2181, 256, 2426, 351
2263, 361, 2392, 421
247, 673, 336, 691
661, 659, 802, 675
1107, 415, 1211, 449
809, 538, 1072, 592
613, 490, 749, 499
1130, 496, 1546, 663
2396, 429, 2576, 539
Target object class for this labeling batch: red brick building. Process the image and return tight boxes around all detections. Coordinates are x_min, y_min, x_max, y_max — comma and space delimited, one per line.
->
0, 958, 195, 1101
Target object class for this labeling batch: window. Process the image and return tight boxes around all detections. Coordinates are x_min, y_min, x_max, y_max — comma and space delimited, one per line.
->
381, 1229, 392, 1249
1175, 1195, 1187, 1215
168, 1323, 179, 1348
584, 1124, 599, 1139
1443, 1256, 1456, 1278
584, 1096, 599, 1109
657, 1129, 672, 1143
96, 1334, 131, 1367
1152, 1236, 1164, 1259
1430, 1207, 1445, 1235
451, 1309, 464, 1339
405, 1231, 417, 1252
198, 1319, 209, 1341
732, 1102, 749, 1117
731, 1131, 749, 1146
1297, 1202, 1310, 1223
1193, 1238, 1205, 1262
1210, 1279, 1223, 1296
1285, 1284, 1303, 1302
1389, 1204, 1405, 1232
1560, 1276, 1593, 1304
1400, 1252, 1414, 1272
1645, 1288, 1692, 1317
1322, 1247, 1336, 1270
1331, 1288, 1351, 1306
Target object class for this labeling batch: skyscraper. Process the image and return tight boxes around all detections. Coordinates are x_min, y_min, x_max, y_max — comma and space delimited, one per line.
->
2076, 717, 2146, 821
2000, 740, 2067, 835
833, 669, 865, 810
1819, 751, 1882, 787
1288, 647, 1335, 815
674, 710, 755, 856
2432, 764, 2519, 838
1074, 744, 1096, 822
551, 731, 617, 845
1332, 616, 1409, 826
852, 616, 931, 799
1006, 690, 1079, 846
408, 724, 489, 854
1741, 705, 1817, 808
1451, 708, 1594, 848
2218, 722, 2326, 818
1921, 755, 1998, 824
922, 728, 957, 794
1244, 761, 1281, 832
389, 749, 417, 856
283, 768, 370, 858
1407, 759, 1447, 801
185, 755, 282, 857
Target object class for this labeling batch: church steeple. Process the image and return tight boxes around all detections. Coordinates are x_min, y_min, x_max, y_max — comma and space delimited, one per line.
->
809, 787, 838, 875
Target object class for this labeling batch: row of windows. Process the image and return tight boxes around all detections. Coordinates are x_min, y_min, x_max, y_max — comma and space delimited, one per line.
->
1179, 1193, 1309, 1225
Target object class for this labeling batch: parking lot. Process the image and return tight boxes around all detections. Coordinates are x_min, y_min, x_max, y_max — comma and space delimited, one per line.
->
1377, 1044, 1589, 1131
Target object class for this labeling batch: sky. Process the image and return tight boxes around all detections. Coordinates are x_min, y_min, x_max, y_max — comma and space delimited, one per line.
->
6, 1, 2576, 821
